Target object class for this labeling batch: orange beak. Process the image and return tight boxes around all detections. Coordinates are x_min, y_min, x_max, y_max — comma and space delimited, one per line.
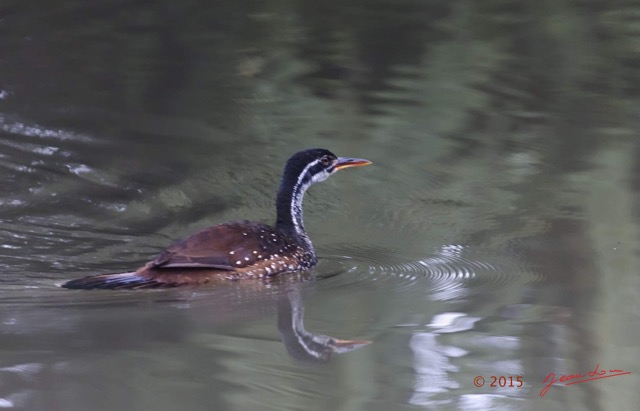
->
335, 157, 372, 170
331, 338, 372, 354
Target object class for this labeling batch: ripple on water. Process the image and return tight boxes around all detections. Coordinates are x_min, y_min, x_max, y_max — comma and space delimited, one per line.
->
317, 243, 544, 300
0, 114, 96, 142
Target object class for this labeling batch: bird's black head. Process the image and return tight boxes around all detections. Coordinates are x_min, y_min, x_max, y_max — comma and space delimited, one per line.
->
276, 148, 371, 233
282, 148, 371, 189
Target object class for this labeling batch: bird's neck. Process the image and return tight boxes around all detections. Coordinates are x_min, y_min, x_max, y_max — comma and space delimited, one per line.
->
275, 173, 311, 243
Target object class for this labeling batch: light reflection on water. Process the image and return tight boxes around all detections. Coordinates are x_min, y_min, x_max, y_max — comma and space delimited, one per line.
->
2, 0, 640, 410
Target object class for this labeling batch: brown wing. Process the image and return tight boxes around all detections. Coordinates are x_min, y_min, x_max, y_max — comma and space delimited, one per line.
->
149, 220, 289, 271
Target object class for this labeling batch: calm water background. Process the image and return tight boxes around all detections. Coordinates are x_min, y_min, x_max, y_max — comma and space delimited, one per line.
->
1, 1, 639, 410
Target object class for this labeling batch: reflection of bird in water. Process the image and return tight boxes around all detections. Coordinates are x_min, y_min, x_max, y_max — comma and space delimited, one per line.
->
277, 288, 370, 363
62, 149, 371, 289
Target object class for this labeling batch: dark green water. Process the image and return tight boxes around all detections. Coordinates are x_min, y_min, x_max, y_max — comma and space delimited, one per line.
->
1, 1, 639, 410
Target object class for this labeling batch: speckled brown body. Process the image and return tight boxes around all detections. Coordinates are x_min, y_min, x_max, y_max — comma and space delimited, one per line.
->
63, 221, 317, 289
142, 221, 316, 280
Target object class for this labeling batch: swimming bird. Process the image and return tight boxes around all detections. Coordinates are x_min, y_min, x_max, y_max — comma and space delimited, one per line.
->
62, 148, 371, 289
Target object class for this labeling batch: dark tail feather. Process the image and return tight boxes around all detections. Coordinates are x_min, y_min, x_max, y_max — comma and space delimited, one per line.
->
61, 272, 177, 290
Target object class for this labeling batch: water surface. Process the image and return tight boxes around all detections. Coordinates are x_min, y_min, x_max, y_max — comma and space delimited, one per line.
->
1, 1, 639, 410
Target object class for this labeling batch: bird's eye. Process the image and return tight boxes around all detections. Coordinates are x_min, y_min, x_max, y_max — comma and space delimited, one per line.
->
320, 156, 331, 166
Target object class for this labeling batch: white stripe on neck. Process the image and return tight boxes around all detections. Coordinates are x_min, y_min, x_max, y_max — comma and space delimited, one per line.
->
289, 158, 322, 237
